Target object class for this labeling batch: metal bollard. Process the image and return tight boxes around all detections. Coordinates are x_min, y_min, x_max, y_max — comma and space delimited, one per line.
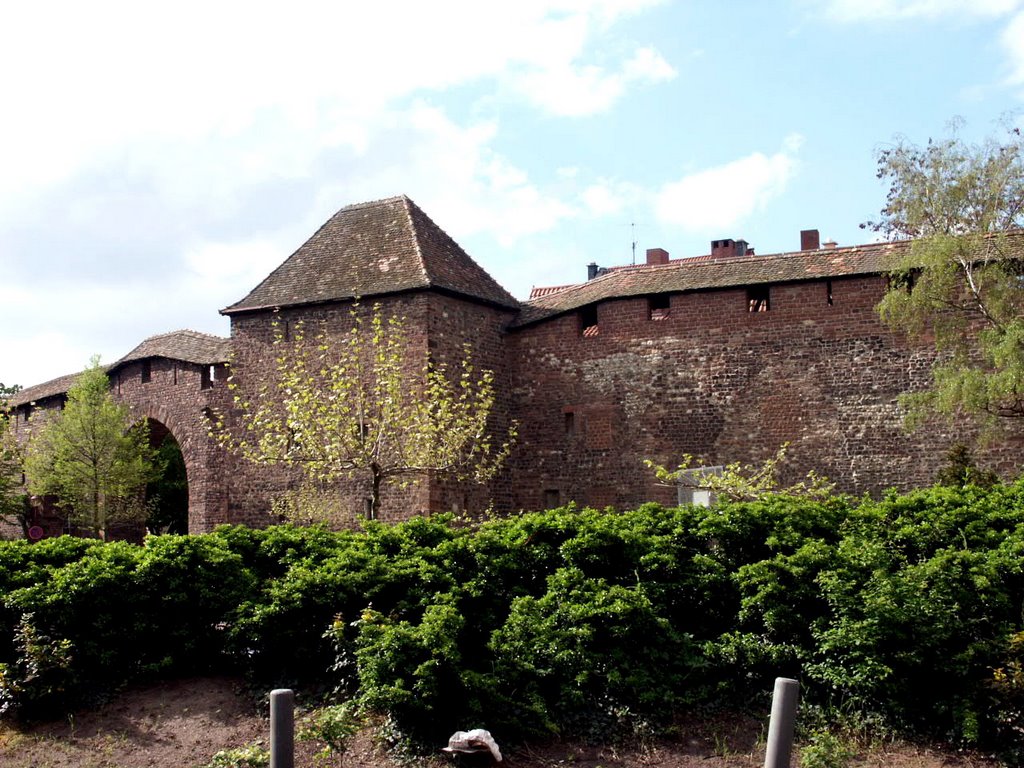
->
270, 688, 295, 768
764, 677, 799, 768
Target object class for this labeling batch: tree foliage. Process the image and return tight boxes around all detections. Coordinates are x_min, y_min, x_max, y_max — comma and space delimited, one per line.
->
644, 443, 836, 502
23, 359, 158, 539
0, 411, 28, 537
219, 304, 515, 520
870, 121, 1024, 430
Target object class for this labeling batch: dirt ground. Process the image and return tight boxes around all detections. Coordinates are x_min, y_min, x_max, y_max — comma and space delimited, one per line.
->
0, 677, 1005, 768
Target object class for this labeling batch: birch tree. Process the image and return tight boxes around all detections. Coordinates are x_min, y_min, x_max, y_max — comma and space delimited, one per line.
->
219, 305, 514, 520
870, 121, 1024, 432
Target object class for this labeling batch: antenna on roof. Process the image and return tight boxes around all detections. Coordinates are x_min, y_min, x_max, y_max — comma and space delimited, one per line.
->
631, 222, 636, 266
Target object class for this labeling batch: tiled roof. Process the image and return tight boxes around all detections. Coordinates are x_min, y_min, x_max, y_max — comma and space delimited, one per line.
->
9, 372, 88, 408
513, 240, 914, 327
9, 330, 230, 408
111, 330, 230, 370
529, 284, 576, 299
222, 195, 520, 314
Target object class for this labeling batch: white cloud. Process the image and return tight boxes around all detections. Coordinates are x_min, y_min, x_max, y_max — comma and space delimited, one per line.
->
654, 135, 804, 234
0, 0, 680, 386
511, 45, 676, 117
0, 0, 673, 205
822, 0, 1020, 22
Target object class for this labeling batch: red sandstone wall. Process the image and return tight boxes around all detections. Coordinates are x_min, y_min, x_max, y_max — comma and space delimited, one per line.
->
109, 358, 244, 532
225, 291, 515, 523
505, 275, 1013, 512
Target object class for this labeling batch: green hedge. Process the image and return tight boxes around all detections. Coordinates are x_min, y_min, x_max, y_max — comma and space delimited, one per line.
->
1, 484, 1023, 757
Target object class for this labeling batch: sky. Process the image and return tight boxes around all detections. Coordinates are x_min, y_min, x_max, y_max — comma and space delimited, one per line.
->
3, 0, 1024, 388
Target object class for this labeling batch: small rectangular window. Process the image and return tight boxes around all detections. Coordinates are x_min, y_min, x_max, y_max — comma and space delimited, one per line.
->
564, 410, 575, 435
747, 286, 770, 312
173, 364, 179, 385
826, 280, 833, 306
544, 489, 560, 509
141, 360, 152, 383
201, 366, 213, 390
579, 305, 599, 337
648, 294, 671, 320
677, 466, 724, 507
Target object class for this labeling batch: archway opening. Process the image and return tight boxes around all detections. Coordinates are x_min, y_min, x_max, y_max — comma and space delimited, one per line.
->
145, 420, 189, 534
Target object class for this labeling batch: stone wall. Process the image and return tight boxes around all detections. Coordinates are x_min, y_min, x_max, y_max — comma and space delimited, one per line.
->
505, 273, 1014, 512
224, 290, 516, 524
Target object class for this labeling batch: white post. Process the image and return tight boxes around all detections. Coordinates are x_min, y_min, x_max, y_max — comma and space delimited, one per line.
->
764, 677, 799, 768
270, 688, 294, 768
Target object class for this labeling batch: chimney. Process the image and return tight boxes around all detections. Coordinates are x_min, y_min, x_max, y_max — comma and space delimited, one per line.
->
711, 238, 753, 258
587, 262, 599, 280
800, 229, 820, 251
823, 238, 838, 250
711, 238, 734, 259
646, 247, 669, 266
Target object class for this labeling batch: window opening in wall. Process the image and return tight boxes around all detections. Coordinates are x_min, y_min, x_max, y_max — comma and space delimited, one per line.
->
747, 286, 770, 312
826, 280, 833, 306
173, 364, 178, 385
564, 410, 575, 436
648, 294, 671, 321
201, 365, 213, 390
677, 466, 724, 507
544, 489, 560, 509
579, 305, 599, 337
889, 269, 920, 294
58, 395, 67, 410
141, 360, 152, 383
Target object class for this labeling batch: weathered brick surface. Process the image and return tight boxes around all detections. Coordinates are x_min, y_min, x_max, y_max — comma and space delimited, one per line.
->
9, 356, 240, 535
506, 274, 1021, 511
223, 291, 515, 523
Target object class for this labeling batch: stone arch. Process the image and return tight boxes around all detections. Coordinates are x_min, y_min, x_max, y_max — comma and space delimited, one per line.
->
144, 417, 189, 534
132, 402, 215, 533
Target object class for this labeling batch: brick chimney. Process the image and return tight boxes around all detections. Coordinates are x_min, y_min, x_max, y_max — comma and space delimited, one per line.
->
711, 239, 734, 259
587, 262, 600, 280
711, 239, 752, 258
646, 247, 669, 265
800, 229, 820, 251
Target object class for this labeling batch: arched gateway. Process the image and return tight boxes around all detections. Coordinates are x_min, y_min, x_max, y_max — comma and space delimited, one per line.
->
7, 330, 235, 535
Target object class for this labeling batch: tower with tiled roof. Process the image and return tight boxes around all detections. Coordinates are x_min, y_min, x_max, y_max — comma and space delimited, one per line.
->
220, 195, 520, 522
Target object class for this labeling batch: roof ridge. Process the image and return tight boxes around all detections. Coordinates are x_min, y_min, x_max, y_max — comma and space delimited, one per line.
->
400, 197, 432, 285
142, 328, 229, 341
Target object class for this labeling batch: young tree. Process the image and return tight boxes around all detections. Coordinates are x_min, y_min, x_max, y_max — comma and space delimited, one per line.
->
870, 121, 1024, 432
218, 305, 515, 520
24, 358, 158, 540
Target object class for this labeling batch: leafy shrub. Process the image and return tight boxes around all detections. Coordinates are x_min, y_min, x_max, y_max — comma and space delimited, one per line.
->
298, 700, 363, 761
0, 614, 75, 719
200, 743, 270, 768
1, 485, 1023, 756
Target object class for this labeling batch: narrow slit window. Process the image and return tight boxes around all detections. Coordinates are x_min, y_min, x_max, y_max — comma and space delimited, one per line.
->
201, 365, 213, 390
747, 286, 770, 312
564, 410, 575, 435
826, 280, 833, 306
649, 294, 671, 321
141, 360, 152, 383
